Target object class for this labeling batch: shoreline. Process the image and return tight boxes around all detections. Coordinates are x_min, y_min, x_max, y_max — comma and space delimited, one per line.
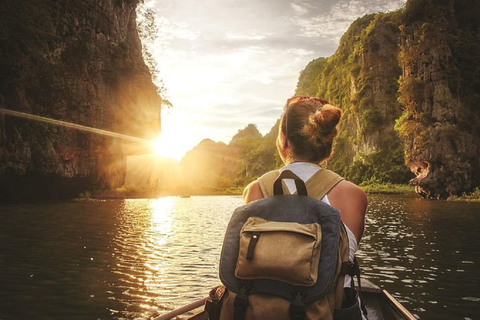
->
82, 183, 418, 200
4, 185, 480, 204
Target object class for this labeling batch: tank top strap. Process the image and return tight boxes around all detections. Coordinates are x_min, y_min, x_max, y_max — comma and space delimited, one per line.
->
257, 170, 280, 197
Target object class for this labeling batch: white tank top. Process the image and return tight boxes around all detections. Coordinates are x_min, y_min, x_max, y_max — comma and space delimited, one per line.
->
279, 162, 358, 288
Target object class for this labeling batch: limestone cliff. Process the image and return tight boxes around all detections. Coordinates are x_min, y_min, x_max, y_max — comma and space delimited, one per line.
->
0, 0, 161, 201
297, 11, 412, 184
398, 0, 480, 198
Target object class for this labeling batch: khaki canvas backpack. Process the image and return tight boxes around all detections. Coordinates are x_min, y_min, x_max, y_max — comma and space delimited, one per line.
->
212, 169, 364, 320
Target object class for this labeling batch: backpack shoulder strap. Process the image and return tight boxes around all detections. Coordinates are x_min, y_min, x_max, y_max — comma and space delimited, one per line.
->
305, 168, 344, 200
257, 168, 344, 199
334, 223, 351, 309
257, 170, 280, 197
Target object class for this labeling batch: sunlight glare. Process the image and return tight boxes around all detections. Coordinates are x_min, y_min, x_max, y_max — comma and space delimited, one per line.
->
151, 135, 170, 157
151, 110, 197, 161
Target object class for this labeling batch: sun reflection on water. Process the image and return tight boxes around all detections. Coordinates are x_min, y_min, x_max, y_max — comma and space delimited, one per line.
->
113, 196, 241, 318
142, 197, 181, 316
113, 198, 182, 318
149, 197, 174, 247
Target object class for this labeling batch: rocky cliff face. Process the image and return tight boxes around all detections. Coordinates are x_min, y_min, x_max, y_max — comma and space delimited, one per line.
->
0, 0, 161, 202
297, 11, 411, 184
398, 0, 480, 198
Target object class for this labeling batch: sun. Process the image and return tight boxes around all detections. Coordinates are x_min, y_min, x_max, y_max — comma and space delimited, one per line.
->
150, 111, 195, 161
151, 135, 168, 156
151, 134, 189, 161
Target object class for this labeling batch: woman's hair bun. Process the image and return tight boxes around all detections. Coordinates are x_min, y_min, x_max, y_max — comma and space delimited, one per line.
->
304, 104, 342, 140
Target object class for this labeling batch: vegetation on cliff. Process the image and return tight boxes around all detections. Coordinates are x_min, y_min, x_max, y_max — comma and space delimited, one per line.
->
296, 11, 412, 186
293, 1, 480, 198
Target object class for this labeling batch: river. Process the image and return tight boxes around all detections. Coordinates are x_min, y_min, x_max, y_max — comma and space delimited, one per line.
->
0, 195, 479, 319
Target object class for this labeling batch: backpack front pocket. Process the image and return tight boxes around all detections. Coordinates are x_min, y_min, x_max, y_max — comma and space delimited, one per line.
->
235, 217, 322, 286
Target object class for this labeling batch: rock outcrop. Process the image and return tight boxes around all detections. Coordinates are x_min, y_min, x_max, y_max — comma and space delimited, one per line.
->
398, 0, 480, 198
0, 0, 161, 202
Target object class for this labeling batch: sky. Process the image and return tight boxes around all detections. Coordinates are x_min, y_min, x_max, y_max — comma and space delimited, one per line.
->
140, 0, 406, 161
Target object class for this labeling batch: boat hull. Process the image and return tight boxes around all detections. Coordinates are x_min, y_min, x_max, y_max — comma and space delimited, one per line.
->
155, 279, 416, 320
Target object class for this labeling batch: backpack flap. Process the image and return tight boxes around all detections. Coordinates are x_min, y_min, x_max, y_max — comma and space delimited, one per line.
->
219, 194, 342, 303
235, 217, 322, 286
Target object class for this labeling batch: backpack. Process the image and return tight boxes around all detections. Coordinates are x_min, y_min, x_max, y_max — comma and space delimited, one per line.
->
212, 169, 364, 320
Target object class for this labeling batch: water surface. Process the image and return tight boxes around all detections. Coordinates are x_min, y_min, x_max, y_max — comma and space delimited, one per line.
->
0, 195, 479, 319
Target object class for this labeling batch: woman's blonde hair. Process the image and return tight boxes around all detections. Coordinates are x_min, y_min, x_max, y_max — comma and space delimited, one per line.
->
279, 96, 342, 163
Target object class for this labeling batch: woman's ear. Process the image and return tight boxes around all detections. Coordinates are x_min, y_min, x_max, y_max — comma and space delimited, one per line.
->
279, 131, 287, 147
277, 131, 289, 164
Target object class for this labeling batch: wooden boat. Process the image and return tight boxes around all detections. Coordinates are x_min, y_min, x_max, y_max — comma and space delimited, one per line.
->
359, 279, 416, 320
153, 279, 416, 320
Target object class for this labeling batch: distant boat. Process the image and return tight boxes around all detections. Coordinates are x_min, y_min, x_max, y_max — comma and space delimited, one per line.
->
179, 194, 191, 198
153, 279, 416, 320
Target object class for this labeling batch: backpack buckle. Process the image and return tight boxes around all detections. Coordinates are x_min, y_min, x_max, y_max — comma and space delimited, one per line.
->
341, 260, 359, 277
233, 286, 250, 320
289, 292, 306, 320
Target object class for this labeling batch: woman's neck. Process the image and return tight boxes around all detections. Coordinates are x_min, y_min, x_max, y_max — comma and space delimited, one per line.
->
286, 158, 311, 164
285, 159, 319, 166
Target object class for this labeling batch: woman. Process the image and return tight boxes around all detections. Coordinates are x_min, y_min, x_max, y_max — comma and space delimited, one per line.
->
213, 97, 367, 320
243, 96, 367, 258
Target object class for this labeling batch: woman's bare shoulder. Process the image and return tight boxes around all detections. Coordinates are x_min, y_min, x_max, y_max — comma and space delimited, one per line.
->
330, 180, 367, 201
242, 180, 264, 204
328, 180, 367, 242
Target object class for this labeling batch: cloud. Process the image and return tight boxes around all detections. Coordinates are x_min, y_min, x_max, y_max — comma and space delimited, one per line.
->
291, 3, 309, 16
293, 0, 406, 42
153, 17, 201, 51
226, 32, 267, 41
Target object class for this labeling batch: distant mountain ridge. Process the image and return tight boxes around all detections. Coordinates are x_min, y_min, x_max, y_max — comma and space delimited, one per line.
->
178, 124, 281, 194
